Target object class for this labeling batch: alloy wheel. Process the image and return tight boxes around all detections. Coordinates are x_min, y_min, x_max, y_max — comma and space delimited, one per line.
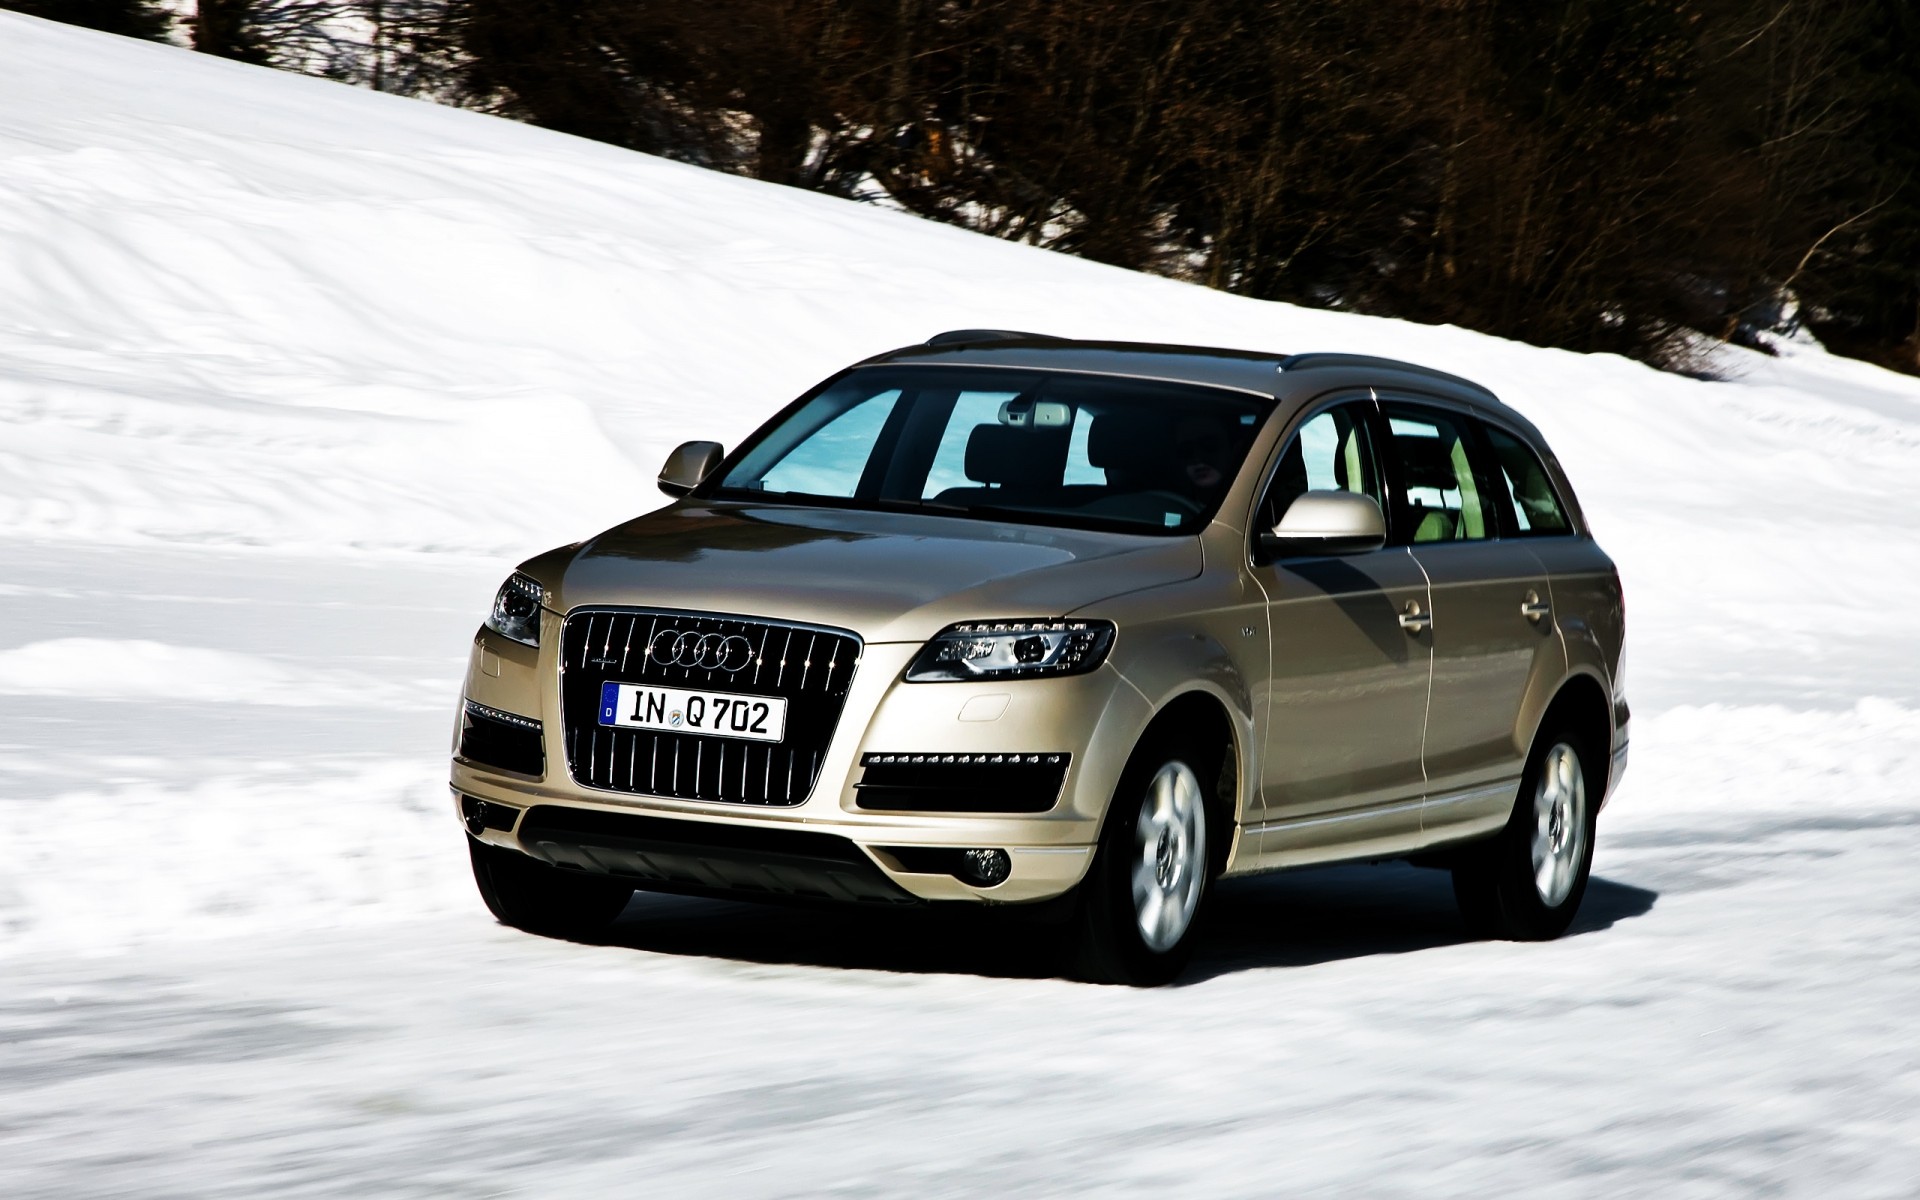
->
1531, 741, 1588, 908
1130, 760, 1207, 952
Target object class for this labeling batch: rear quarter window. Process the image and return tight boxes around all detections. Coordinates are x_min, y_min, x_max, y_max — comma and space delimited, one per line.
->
1483, 423, 1571, 536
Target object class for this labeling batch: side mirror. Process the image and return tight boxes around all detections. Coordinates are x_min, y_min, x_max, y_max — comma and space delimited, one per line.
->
657, 440, 724, 497
1258, 490, 1387, 558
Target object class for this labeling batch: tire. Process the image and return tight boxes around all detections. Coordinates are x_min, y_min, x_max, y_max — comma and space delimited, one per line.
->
468, 837, 633, 939
1452, 727, 1597, 941
1070, 735, 1219, 986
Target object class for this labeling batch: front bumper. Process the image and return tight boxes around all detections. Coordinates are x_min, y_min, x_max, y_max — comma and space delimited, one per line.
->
455, 791, 1095, 905
451, 623, 1152, 904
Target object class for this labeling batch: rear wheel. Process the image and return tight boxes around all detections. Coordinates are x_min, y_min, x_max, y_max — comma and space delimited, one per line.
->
468, 837, 633, 938
1452, 728, 1596, 940
1071, 737, 1217, 985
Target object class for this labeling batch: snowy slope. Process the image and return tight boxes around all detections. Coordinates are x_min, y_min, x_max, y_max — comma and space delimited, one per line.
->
3, 17, 1920, 1194
5, 8, 1920, 942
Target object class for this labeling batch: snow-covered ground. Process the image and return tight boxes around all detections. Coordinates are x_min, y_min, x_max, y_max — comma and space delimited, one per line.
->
2, 12, 1918, 1196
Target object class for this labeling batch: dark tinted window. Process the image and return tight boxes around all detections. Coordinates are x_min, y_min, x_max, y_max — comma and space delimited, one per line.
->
1381, 406, 1491, 543
710, 367, 1273, 535
1483, 424, 1571, 536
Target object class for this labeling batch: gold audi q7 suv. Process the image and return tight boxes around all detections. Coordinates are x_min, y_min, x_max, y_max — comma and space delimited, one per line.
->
452, 333, 1628, 984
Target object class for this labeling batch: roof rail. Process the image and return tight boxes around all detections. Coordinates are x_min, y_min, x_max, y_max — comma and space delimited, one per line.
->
925, 329, 1063, 347
1277, 352, 1498, 403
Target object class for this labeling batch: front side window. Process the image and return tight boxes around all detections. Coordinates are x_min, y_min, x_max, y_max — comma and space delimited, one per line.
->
1255, 403, 1383, 533
709, 367, 1273, 535
1483, 424, 1571, 536
1381, 405, 1490, 543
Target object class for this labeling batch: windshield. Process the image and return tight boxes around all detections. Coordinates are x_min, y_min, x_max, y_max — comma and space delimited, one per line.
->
706, 367, 1273, 535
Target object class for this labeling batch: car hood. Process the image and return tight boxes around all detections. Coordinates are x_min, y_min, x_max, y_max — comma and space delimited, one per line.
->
538, 501, 1203, 643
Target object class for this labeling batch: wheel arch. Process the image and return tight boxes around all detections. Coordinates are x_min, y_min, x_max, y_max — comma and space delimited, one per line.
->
1530, 670, 1614, 796
1127, 689, 1241, 880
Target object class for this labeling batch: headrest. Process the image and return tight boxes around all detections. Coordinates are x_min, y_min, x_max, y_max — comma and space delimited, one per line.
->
1396, 438, 1462, 492
964, 423, 1069, 486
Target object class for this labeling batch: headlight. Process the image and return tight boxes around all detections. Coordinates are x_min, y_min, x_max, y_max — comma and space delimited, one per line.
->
485, 572, 546, 647
905, 619, 1115, 682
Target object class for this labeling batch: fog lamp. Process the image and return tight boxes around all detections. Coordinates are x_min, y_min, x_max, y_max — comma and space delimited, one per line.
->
959, 848, 1012, 887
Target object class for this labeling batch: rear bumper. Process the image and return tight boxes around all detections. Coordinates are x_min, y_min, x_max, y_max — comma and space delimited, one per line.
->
1604, 723, 1629, 807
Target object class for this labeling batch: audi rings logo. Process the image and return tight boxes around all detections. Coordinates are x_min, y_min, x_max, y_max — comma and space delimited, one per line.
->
649, 629, 755, 672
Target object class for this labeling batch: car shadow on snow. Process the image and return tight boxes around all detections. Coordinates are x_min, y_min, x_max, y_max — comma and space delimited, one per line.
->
1179, 864, 1657, 983
585, 864, 1658, 984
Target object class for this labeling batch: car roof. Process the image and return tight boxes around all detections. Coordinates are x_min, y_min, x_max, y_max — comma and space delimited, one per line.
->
863, 333, 1510, 415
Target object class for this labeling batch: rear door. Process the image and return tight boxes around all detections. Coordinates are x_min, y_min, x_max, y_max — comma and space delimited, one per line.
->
1376, 399, 1562, 834
1250, 397, 1432, 843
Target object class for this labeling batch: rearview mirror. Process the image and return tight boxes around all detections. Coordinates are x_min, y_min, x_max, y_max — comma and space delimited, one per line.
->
657, 440, 724, 497
1258, 490, 1387, 559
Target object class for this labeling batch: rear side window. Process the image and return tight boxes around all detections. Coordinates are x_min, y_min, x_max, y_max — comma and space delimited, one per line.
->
1483, 424, 1571, 536
1381, 406, 1490, 543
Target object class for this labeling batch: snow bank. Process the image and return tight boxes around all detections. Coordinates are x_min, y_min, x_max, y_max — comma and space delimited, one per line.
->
0, 761, 466, 956
7, 13, 1915, 571
0, 638, 443, 708
1616, 697, 1920, 820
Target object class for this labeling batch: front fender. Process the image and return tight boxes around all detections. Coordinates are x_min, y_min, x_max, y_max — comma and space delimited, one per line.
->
1075, 567, 1266, 828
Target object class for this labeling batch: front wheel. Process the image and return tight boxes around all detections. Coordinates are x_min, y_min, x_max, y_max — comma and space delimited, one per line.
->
1071, 742, 1216, 985
1452, 729, 1597, 940
468, 837, 633, 939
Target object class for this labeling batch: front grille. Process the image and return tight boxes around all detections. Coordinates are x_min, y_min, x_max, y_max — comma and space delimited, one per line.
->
854, 752, 1070, 813
560, 608, 862, 806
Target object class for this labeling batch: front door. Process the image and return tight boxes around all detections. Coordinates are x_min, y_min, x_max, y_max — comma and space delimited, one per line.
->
1250, 399, 1432, 852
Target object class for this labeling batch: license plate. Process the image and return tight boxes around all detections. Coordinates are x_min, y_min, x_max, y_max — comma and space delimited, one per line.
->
597, 682, 787, 743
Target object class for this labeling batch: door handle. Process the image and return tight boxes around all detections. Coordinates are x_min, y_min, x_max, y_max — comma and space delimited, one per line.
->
1398, 600, 1432, 634
1521, 590, 1551, 624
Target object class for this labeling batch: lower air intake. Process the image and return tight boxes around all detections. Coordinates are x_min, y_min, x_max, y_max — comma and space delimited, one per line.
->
516, 805, 916, 906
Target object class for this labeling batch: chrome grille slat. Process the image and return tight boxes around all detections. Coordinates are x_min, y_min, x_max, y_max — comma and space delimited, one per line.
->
798, 632, 817, 691
559, 608, 860, 807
